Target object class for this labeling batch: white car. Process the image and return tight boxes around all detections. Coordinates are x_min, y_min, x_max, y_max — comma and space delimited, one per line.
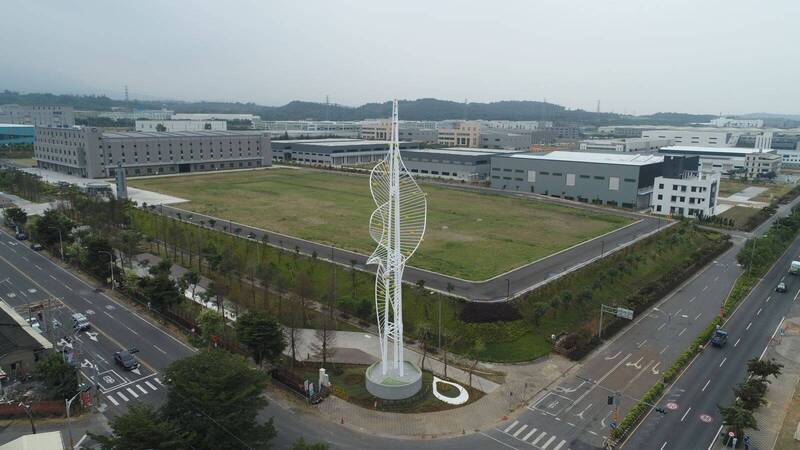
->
27, 317, 42, 333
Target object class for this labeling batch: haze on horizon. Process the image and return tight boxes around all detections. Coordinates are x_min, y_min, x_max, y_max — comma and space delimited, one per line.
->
2, 0, 798, 116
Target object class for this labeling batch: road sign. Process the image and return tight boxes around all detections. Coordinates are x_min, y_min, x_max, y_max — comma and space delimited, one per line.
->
610, 421, 617, 429
616, 307, 634, 320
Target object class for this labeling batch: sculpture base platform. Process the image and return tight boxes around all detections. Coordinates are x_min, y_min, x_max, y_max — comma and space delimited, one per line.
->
365, 361, 422, 400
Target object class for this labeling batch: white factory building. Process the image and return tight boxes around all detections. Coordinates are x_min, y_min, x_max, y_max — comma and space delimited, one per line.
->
658, 146, 781, 179
651, 156, 720, 218
642, 129, 736, 147
579, 137, 672, 153
135, 120, 227, 132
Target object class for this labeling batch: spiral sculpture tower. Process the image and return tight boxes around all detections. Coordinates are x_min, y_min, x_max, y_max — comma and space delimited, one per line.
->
365, 99, 427, 399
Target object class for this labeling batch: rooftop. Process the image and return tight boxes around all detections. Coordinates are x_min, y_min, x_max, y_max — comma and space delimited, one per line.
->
403, 147, 517, 156
0, 301, 52, 356
0, 124, 34, 128
273, 138, 392, 146
503, 151, 664, 166
101, 130, 266, 139
660, 145, 771, 155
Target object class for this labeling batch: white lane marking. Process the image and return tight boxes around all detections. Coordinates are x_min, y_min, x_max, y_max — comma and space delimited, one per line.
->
760, 345, 769, 360
522, 428, 537, 441
49, 274, 57, 280
757, 308, 762, 316
155, 377, 164, 385
781, 276, 785, 282
103, 311, 114, 319
660, 442, 668, 450
746, 322, 752, 330
62, 283, 73, 292
555, 417, 562, 421
605, 351, 621, 360
637, 339, 647, 349
566, 422, 576, 427
674, 308, 683, 316
117, 392, 129, 402
541, 436, 557, 449
137, 384, 148, 394
695, 313, 702, 321
107, 395, 119, 406
34, 264, 42, 270
153, 344, 167, 354
766, 296, 771, 303
679, 327, 687, 336
503, 420, 519, 433
512, 424, 527, 437
126, 387, 139, 398
21, 255, 29, 262
478, 432, 517, 450
568, 353, 632, 411
719, 357, 727, 368
734, 338, 741, 347
123, 324, 139, 335
660, 345, 669, 355
689, 296, 696, 303
681, 407, 692, 422
702, 285, 708, 291
770, 317, 786, 340
82, 297, 92, 304
701, 379, 711, 392
707, 425, 724, 450
658, 323, 666, 331
145, 381, 158, 391
553, 440, 566, 450
713, 276, 719, 282
532, 432, 548, 445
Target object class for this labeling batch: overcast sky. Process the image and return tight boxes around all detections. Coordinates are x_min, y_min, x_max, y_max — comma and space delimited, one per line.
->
2, 0, 798, 115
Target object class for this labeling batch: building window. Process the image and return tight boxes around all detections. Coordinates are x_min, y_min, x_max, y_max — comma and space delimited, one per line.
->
527, 170, 536, 182
594, 176, 605, 180
566, 173, 576, 186
609, 177, 620, 190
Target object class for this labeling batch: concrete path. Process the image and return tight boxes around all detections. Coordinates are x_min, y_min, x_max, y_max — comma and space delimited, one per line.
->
0, 191, 52, 216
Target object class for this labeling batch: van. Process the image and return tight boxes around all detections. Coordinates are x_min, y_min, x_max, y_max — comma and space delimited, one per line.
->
72, 313, 90, 331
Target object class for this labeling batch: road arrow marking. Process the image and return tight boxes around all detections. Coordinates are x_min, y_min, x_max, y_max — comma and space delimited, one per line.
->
85, 331, 98, 342
651, 362, 661, 375
80, 359, 94, 369
626, 356, 643, 370
605, 351, 621, 360
131, 368, 141, 376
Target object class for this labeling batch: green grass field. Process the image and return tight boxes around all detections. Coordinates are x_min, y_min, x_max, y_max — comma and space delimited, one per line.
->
130, 168, 632, 280
718, 179, 793, 202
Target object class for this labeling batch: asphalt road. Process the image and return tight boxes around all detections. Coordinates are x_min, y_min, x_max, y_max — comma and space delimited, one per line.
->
620, 229, 800, 449
152, 203, 667, 302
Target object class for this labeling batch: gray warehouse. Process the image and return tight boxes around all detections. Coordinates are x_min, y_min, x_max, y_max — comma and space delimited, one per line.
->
400, 148, 518, 181
490, 151, 664, 209
273, 138, 420, 166
35, 127, 272, 178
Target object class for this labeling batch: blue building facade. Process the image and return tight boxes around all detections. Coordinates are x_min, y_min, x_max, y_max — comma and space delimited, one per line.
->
0, 125, 35, 145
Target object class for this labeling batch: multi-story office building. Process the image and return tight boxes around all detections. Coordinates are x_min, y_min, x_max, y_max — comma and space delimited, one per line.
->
262, 121, 361, 138
0, 124, 35, 145
745, 152, 782, 179
479, 132, 531, 150
272, 138, 420, 167
550, 126, 581, 139
0, 105, 75, 127
579, 138, 671, 153
710, 117, 764, 128
596, 126, 646, 138
479, 120, 551, 131
135, 120, 227, 132
659, 145, 779, 178
777, 150, 800, 168
651, 156, 720, 218
400, 148, 517, 181
98, 109, 174, 121
34, 127, 271, 178
489, 151, 664, 209
642, 129, 734, 147
437, 122, 481, 148
737, 132, 800, 150
359, 120, 437, 143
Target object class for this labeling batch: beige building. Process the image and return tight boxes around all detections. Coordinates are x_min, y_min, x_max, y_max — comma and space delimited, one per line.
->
438, 122, 481, 148
360, 120, 392, 140
745, 152, 781, 179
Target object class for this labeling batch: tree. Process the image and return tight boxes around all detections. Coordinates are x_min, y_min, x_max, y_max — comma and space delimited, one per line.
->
163, 350, 275, 450
116, 230, 142, 268
291, 437, 328, 450
32, 209, 74, 248
257, 262, 276, 304
468, 338, 486, 388
286, 298, 304, 367
734, 379, 767, 410
196, 309, 225, 347
312, 302, 336, 367
416, 322, 432, 371
3, 206, 27, 228
294, 271, 314, 327
181, 269, 200, 301
718, 402, 758, 439
235, 311, 286, 367
139, 270, 181, 310
79, 233, 116, 282
155, 123, 167, 132
747, 358, 783, 381
90, 403, 189, 450
34, 353, 79, 400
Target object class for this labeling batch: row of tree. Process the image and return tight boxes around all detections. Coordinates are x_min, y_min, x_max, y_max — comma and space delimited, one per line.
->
718, 358, 783, 442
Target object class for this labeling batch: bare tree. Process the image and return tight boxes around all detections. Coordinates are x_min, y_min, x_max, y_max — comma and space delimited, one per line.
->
286, 298, 303, 368
416, 322, 432, 371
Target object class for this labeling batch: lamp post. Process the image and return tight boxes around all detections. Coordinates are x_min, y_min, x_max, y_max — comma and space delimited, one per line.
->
506, 278, 511, 300
65, 385, 89, 450
48, 226, 64, 260
98, 250, 115, 290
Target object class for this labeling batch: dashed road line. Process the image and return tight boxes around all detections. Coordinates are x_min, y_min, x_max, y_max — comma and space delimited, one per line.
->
660, 345, 669, 355
522, 429, 537, 441
679, 327, 687, 336
734, 338, 741, 347
137, 384, 148, 394
702, 285, 708, 291
541, 436, 556, 449
153, 344, 167, 354
34, 264, 42, 270
701, 379, 711, 392
531, 432, 548, 445
117, 392, 129, 402
757, 308, 762, 316
660, 441, 668, 450
689, 296, 696, 303
746, 322, 752, 331
144, 381, 158, 391
658, 323, 666, 331
719, 357, 727, 368
681, 407, 692, 422
104, 311, 114, 319
694, 312, 702, 321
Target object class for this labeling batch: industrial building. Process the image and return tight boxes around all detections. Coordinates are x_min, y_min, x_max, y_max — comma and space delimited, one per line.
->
480, 132, 531, 150
490, 151, 664, 209
34, 127, 272, 178
400, 148, 517, 181
658, 145, 780, 179
578, 137, 672, 153
0, 104, 75, 127
0, 124, 34, 145
642, 129, 735, 147
651, 156, 720, 218
360, 120, 438, 143
272, 138, 420, 167
136, 120, 227, 132
98, 108, 174, 121
438, 122, 481, 147
709, 117, 764, 128
263, 120, 362, 138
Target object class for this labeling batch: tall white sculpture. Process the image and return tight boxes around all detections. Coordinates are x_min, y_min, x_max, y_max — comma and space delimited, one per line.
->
366, 99, 427, 391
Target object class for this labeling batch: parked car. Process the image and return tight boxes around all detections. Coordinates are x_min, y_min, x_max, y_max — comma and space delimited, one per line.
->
776, 282, 788, 293
113, 349, 140, 370
30, 242, 43, 251
15, 232, 28, 241
71, 313, 90, 331
27, 317, 41, 333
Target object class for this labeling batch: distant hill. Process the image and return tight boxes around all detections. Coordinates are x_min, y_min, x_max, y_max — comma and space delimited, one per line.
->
0, 90, 716, 126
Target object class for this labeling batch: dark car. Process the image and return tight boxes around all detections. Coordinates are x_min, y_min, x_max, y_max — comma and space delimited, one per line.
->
30, 243, 43, 251
15, 232, 28, 241
776, 282, 787, 293
113, 349, 140, 370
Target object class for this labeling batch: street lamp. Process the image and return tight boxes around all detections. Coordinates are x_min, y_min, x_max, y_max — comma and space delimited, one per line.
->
48, 226, 64, 260
98, 250, 115, 290
65, 384, 90, 450
505, 278, 511, 300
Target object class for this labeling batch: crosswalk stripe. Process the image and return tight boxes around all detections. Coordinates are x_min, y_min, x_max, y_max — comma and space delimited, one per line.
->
155, 377, 164, 385
137, 385, 148, 394
532, 432, 547, 445
117, 392, 129, 402
552, 440, 567, 450
512, 424, 527, 437
503, 420, 519, 433
541, 435, 557, 449
145, 381, 158, 391
522, 429, 537, 441
126, 387, 139, 398
107, 395, 119, 406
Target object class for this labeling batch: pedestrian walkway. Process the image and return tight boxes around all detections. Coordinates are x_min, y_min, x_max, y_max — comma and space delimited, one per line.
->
103, 377, 166, 408
498, 420, 572, 450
